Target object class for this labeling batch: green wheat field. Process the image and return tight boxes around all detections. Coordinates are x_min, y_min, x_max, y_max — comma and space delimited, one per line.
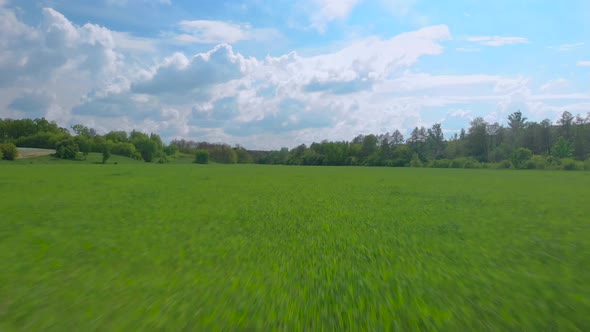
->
1, 161, 589, 330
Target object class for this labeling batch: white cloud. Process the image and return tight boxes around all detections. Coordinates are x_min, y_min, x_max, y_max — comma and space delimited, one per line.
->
112, 32, 157, 52
447, 109, 472, 119
552, 42, 584, 51
380, 0, 416, 16
539, 78, 568, 93
131, 44, 250, 95
309, 0, 363, 33
175, 20, 281, 44
177, 20, 248, 44
577, 61, 590, 67
468, 36, 529, 46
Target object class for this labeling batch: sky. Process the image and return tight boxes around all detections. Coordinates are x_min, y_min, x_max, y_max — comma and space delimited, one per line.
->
0, 0, 589, 149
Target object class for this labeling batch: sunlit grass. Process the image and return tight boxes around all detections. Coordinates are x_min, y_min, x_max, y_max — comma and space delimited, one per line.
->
0, 164, 589, 330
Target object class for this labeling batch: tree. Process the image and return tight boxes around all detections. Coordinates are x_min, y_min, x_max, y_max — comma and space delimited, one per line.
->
0, 143, 18, 160
195, 150, 209, 164
71, 124, 97, 139
163, 144, 178, 156
102, 145, 111, 164
557, 111, 574, 141
551, 137, 573, 159
390, 130, 404, 146
427, 123, 445, 160
511, 148, 532, 169
466, 117, 489, 161
55, 139, 79, 159
74, 136, 91, 159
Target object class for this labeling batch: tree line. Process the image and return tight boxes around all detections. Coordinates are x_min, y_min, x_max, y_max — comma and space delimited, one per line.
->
2, 111, 590, 170
249, 111, 590, 170
0, 118, 176, 163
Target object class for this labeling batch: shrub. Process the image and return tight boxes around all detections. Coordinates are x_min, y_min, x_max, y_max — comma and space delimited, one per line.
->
163, 144, 178, 156
158, 155, 169, 164
429, 159, 450, 168
585, 158, 590, 171
463, 159, 481, 169
345, 156, 358, 166
102, 145, 111, 164
551, 137, 573, 159
111, 142, 139, 158
449, 157, 480, 169
195, 149, 209, 164
560, 158, 581, 171
55, 139, 79, 159
409, 153, 423, 167
511, 148, 533, 169
0, 150, 3, 160
528, 155, 547, 170
497, 160, 512, 169
0, 143, 18, 160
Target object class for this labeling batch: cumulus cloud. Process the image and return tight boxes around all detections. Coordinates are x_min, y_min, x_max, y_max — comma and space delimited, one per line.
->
131, 44, 248, 95
8, 91, 55, 118
468, 36, 529, 46
577, 61, 590, 67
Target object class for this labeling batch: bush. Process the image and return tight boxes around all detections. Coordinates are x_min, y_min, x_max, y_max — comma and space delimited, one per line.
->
449, 157, 480, 169
429, 159, 450, 168
497, 160, 512, 169
511, 148, 533, 169
463, 159, 482, 169
527, 155, 547, 169
111, 142, 139, 158
560, 158, 582, 171
409, 153, 423, 167
158, 155, 169, 164
195, 149, 209, 164
585, 158, 590, 171
163, 144, 178, 156
55, 139, 79, 159
0, 143, 18, 160
0, 150, 3, 160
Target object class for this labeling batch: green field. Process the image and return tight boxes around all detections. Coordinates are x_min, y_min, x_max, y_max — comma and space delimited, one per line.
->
1, 162, 589, 330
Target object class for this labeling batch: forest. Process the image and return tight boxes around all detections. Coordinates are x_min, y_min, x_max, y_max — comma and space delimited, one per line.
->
1, 111, 590, 170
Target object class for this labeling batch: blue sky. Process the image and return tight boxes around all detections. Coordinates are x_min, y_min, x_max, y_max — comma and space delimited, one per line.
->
1, 0, 589, 149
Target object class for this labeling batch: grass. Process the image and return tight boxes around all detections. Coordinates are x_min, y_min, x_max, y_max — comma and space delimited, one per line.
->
0, 162, 589, 330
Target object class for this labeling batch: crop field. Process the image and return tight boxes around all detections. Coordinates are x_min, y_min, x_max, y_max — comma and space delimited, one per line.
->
14, 148, 56, 159
0, 163, 589, 330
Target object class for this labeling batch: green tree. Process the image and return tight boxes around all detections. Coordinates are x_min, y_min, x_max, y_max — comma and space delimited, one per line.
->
410, 153, 423, 167
466, 117, 489, 162
102, 144, 111, 164
0, 143, 18, 160
71, 124, 97, 139
507, 111, 527, 149
511, 147, 533, 169
55, 139, 79, 159
163, 144, 178, 156
551, 137, 573, 159
427, 123, 445, 160
195, 150, 209, 164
